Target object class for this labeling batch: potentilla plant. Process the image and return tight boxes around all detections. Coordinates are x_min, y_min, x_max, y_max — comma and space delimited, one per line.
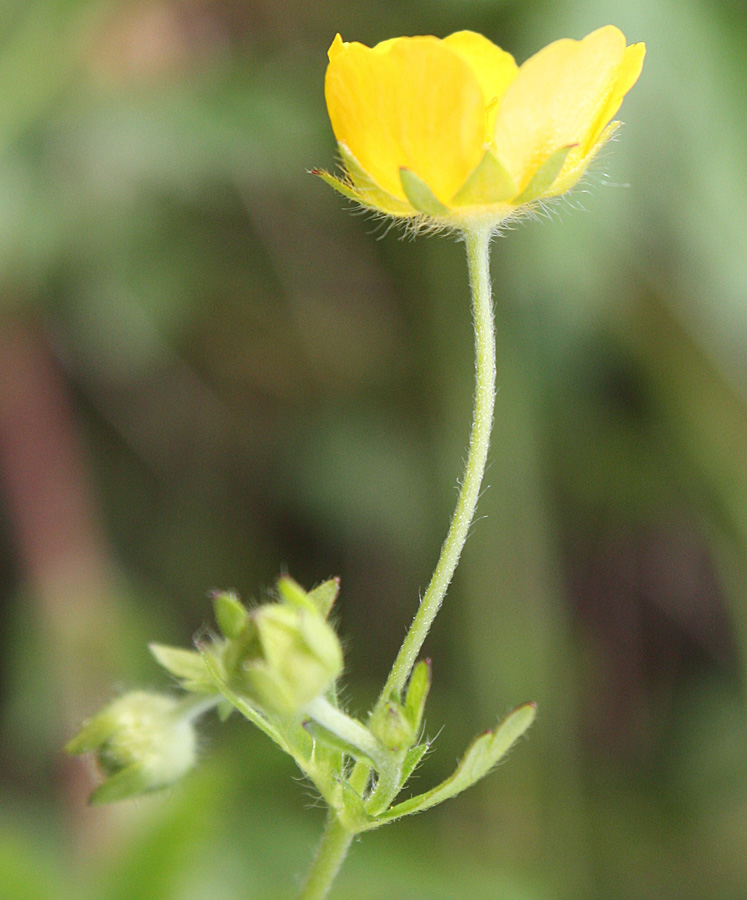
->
67, 25, 644, 900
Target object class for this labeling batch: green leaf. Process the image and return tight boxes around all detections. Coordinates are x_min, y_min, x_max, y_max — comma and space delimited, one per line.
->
399, 168, 450, 217
149, 644, 214, 693
514, 145, 574, 204
338, 779, 369, 833
308, 577, 340, 618
364, 702, 536, 829
217, 699, 234, 722
452, 149, 517, 205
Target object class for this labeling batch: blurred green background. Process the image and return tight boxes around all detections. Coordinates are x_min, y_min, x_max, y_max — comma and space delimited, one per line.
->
1, 1, 746, 898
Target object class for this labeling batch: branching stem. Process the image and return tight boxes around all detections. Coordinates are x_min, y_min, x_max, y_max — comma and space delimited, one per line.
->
296, 226, 496, 900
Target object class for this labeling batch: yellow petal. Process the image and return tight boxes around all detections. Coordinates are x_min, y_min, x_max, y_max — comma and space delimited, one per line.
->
584, 41, 646, 152
494, 26, 630, 193
442, 31, 518, 137
325, 35, 486, 204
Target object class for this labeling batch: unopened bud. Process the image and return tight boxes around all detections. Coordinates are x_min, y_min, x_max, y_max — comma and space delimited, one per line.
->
370, 699, 416, 751
66, 691, 198, 804
227, 602, 343, 717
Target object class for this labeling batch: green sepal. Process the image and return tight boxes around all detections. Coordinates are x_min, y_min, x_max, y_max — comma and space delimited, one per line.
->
308, 577, 340, 619
88, 764, 151, 806
451, 149, 517, 206
363, 702, 536, 829
338, 779, 370, 833
400, 741, 430, 786
276, 575, 317, 613
241, 661, 299, 719
211, 590, 249, 639
514, 145, 574, 204
313, 144, 412, 217
338, 143, 412, 215
313, 168, 366, 203
65, 716, 116, 755
201, 648, 289, 752
404, 658, 431, 736
149, 644, 214, 693
399, 167, 450, 217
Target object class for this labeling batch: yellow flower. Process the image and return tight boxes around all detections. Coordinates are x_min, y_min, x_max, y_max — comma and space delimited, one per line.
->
316, 27, 645, 229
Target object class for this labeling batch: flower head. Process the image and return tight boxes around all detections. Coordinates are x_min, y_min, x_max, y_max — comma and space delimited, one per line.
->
316, 27, 645, 230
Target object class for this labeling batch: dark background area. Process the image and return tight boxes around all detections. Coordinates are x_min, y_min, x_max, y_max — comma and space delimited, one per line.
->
1, 1, 746, 898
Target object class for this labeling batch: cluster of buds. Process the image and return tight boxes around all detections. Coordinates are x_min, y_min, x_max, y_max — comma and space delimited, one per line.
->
67, 576, 346, 803
213, 580, 344, 718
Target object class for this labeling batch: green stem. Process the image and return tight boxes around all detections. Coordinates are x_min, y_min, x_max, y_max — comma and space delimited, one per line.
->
177, 692, 223, 722
381, 225, 496, 702
304, 695, 387, 770
298, 226, 496, 900
297, 812, 354, 900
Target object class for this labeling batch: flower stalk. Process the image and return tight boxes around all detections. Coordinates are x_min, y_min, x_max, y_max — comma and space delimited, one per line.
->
381, 225, 495, 702
296, 225, 497, 898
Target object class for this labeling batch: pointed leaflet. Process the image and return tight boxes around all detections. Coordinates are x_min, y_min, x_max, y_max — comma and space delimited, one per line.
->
361, 702, 536, 829
303, 695, 388, 772
304, 718, 374, 769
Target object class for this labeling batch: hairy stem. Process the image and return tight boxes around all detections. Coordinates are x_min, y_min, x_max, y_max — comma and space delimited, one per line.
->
297, 812, 354, 900
299, 225, 497, 899
381, 225, 496, 701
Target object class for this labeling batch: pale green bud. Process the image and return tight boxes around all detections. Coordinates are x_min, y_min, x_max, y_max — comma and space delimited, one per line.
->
228, 602, 344, 717
370, 699, 416, 751
65, 691, 198, 804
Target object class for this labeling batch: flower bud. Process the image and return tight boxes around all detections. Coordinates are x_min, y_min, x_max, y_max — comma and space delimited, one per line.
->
65, 691, 198, 804
370, 699, 416, 751
227, 602, 344, 717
